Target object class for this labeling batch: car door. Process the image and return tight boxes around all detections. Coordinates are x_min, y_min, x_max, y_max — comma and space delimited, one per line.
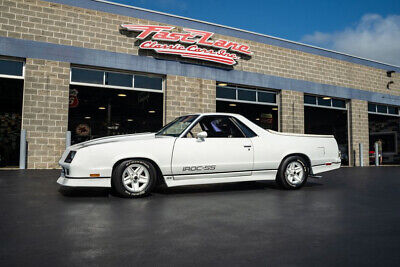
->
171, 115, 253, 180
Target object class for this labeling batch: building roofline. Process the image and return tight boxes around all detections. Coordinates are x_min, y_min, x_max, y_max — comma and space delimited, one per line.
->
46, 0, 400, 72
96, 0, 399, 69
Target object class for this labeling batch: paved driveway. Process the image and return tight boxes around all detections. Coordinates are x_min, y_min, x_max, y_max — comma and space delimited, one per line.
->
0, 167, 399, 266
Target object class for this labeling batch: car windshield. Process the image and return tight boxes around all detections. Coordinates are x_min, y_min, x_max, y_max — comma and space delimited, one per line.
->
156, 115, 199, 137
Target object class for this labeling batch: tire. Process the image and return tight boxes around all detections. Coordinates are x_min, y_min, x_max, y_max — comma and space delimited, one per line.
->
276, 156, 308, 190
112, 159, 157, 198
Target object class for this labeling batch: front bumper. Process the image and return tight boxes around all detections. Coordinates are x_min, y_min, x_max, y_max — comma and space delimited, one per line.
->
57, 176, 111, 188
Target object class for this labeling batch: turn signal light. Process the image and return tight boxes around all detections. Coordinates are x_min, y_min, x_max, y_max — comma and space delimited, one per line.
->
90, 174, 100, 177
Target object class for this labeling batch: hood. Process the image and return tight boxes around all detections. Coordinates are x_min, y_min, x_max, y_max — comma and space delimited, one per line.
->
70, 132, 160, 149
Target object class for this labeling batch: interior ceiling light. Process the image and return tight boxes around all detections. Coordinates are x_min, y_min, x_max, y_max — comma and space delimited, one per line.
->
118, 93, 127, 97
148, 110, 155, 113
229, 103, 236, 107
98, 107, 106, 110
84, 116, 91, 119
218, 83, 228, 86
322, 97, 331, 100
127, 119, 133, 122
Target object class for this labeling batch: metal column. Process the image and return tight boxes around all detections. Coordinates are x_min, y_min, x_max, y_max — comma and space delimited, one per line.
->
19, 129, 26, 169
66, 131, 71, 148
375, 142, 379, 166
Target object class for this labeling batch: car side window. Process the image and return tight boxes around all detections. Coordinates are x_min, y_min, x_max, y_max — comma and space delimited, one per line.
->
187, 116, 245, 138
185, 123, 203, 138
231, 118, 257, 137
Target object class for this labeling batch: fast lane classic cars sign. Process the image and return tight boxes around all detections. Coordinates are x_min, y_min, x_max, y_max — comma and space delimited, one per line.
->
120, 25, 252, 66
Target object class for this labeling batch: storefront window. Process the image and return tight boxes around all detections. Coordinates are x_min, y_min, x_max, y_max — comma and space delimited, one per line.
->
368, 102, 400, 165
377, 105, 387, 113
0, 78, 23, 167
105, 72, 132, 87
238, 89, 256, 101
317, 97, 331, 106
304, 94, 349, 165
304, 95, 317, 105
134, 75, 162, 90
0, 59, 23, 77
71, 67, 163, 91
216, 83, 278, 130
216, 87, 236, 99
68, 85, 163, 144
258, 91, 276, 103
369, 114, 400, 165
71, 68, 104, 84
332, 99, 346, 108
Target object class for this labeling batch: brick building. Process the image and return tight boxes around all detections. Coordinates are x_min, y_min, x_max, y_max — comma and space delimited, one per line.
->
0, 0, 399, 169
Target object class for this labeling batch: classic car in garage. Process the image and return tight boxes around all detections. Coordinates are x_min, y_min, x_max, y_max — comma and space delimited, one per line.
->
57, 113, 341, 197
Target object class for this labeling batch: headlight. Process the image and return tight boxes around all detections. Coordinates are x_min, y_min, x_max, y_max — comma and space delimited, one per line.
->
64, 151, 76, 163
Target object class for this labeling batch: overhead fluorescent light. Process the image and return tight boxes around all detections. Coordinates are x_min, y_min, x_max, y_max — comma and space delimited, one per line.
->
118, 93, 127, 97
127, 119, 133, 122
98, 107, 106, 110
272, 107, 278, 111
322, 97, 331, 100
218, 83, 227, 86
229, 103, 236, 107
148, 110, 156, 113
84, 116, 91, 119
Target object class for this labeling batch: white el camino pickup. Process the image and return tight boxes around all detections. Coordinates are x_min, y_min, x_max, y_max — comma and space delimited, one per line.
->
58, 113, 341, 197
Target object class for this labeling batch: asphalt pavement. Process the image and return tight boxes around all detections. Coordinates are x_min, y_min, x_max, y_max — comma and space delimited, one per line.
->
0, 167, 399, 266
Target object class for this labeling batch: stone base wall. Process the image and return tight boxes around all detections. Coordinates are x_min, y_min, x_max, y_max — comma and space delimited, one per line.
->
165, 75, 216, 123
22, 58, 69, 169
349, 99, 369, 166
280, 90, 304, 133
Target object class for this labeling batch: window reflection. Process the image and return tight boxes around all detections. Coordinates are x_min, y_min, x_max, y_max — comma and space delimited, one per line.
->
216, 101, 278, 130
68, 85, 163, 144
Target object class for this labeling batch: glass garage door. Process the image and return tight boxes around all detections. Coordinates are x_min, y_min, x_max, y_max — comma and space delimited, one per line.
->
304, 94, 349, 166
216, 83, 278, 131
0, 59, 24, 167
68, 67, 164, 144
368, 103, 400, 165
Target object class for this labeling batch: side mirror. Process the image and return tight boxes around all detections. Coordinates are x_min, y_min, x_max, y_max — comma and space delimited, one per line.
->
196, 131, 207, 140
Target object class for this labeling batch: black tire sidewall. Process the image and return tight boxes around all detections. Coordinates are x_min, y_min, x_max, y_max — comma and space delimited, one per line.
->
112, 159, 156, 198
277, 156, 308, 189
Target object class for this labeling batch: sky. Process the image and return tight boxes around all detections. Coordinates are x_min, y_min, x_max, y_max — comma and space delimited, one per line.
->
110, 0, 400, 65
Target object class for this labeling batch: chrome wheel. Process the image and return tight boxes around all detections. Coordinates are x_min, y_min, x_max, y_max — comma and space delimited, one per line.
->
122, 163, 150, 193
285, 161, 305, 185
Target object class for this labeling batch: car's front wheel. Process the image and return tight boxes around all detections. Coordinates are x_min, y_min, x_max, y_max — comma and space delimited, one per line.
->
112, 159, 157, 198
276, 156, 308, 189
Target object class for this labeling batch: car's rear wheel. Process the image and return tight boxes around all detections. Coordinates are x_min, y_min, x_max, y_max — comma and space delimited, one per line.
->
112, 159, 157, 198
276, 156, 308, 189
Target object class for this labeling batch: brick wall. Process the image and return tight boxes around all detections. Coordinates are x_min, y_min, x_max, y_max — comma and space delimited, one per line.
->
280, 90, 304, 133
165, 75, 216, 123
1, 0, 399, 96
22, 58, 69, 169
349, 99, 369, 166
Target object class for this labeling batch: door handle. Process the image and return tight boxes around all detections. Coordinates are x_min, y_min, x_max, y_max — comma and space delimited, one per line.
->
243, 145, 252, 148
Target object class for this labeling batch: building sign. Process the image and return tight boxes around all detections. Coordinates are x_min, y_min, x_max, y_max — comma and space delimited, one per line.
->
120, 25, 252, 66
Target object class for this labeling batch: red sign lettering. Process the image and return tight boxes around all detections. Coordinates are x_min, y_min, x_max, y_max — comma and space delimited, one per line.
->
120, 24, 252, 65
